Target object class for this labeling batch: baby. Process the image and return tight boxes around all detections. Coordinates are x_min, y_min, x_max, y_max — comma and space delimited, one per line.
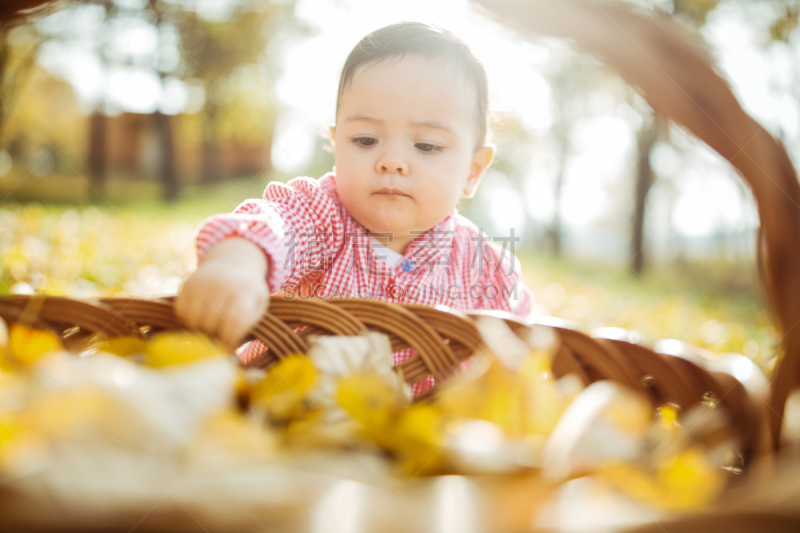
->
176, 21, 532, 394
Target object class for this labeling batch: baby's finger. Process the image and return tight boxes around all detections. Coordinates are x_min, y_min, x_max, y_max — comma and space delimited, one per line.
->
216, 315, 243, 351
259, 291, 270, 315
175, 284, 203, 330
214, 302, 240, 349
197, 293, 232, 341
218, 296, 262, 348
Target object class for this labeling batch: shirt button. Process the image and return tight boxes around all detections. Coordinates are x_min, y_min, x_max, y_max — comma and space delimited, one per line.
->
401, 259, 414, 272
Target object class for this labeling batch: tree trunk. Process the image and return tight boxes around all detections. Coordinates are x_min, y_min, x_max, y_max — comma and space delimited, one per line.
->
631, 116, 660, 276
551, 124, 570, 257
202, 102, 221, 184
150, 2, 179, 201
87, 110, 107, 202
263, 120, 273, 173
0, 25, 41, 147
153, 111, 179, 202
0, 28, 9, 147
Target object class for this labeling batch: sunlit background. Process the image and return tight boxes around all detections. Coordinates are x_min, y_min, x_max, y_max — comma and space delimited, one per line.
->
2, 0, 799, 366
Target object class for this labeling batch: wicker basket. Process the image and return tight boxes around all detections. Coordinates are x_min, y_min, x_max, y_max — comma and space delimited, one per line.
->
0, 290, 775, 470
0, 1, 799, 529
2, 0, 798, 468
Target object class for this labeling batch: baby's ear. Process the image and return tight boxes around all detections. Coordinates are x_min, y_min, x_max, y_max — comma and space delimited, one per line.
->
328, 124, 336, 144
464, 144, 495, 198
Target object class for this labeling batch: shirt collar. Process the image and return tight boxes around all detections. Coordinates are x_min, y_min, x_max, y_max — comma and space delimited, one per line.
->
404, 212, 456, 264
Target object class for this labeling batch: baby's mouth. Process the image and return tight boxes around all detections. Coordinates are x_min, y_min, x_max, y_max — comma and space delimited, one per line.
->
374, 188, 410, 197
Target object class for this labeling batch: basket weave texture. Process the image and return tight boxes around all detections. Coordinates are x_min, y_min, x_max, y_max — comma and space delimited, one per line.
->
0, 293, 773, 466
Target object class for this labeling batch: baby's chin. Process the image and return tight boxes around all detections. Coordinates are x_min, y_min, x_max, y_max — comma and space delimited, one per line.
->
357, 215, 428, 241
350, 202, 447, 239
363, 222, 413, 240
349, 208, 394, 230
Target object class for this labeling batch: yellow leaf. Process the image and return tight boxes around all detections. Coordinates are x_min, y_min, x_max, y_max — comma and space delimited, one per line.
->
0, 317, 8, 350
437, 353, 570, 440
0, 414, 24, 471
0, 415, 19, 448
0, 317, 12, 372
601, 446, 725, 510
602, 463, 660, 503
659, 447, 725, 509
480, 383, 525, 439
392, 403, 447, 475
144, 332, 225, 367
657, 404, 681, 430
254, 355, 316, 401
336, 374, 446, 475
252, 355, 317, 420
396, 404, 445, 448
95, 336, 148, 358
436, 356, 494, 420
336, 372, 398, 430
0, 349, 14, 373
9, 324, 62, 366
284, 411, 359, 449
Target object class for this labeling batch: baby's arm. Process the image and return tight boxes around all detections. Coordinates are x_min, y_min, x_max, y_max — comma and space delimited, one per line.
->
175, 237, 269, 349
175, 176, 344, 348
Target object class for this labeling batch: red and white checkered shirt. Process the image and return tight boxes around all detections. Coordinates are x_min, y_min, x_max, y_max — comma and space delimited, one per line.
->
196, 173, 533, 395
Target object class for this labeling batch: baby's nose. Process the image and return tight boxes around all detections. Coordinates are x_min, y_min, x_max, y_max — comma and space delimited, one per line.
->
376, 152, 409, 175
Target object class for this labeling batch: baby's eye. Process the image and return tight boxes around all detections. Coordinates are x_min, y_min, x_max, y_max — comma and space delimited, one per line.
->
416, 142, 442, 153
352, 137, 377, 147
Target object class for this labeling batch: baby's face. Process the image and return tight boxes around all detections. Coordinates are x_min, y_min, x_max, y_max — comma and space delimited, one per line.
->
332, 55, 493, 250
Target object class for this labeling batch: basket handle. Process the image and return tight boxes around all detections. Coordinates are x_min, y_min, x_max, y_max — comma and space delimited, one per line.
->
475, 0, 800, 448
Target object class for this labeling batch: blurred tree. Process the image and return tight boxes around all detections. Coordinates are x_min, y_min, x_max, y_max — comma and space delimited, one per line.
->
673, 0, 721, 24
7, 65, 83, 173
37, 0, 119, 201
0, 20, 42, 155
768, 2, 799, 42
544, 59, 605, 256
87, 1, 116, 203
145, 0, 179, 201
629, 0, 721, 275
761, 1, 800, 162
33, 0, 299, 201
549, 107, 571, 257
178, 2, 295, 184
477, 50, 624, 256
629, 0, 800, 275
630, 113, 661, 274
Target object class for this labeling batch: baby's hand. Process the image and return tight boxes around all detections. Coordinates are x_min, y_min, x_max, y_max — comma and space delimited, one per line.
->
175, 237, 270, 349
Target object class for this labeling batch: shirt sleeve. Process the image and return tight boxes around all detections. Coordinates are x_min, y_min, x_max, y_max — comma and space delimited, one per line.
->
511, 279, 534, 318
458, 222, 533, 319
484, 240, 533, 319
195, 177, 345, 291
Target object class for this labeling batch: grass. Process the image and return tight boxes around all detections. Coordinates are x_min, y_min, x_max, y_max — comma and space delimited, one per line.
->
519, 252, 777, 370
0, 172, 271, 217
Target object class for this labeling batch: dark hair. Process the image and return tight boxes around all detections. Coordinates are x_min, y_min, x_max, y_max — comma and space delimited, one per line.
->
336, 21, 490, 148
